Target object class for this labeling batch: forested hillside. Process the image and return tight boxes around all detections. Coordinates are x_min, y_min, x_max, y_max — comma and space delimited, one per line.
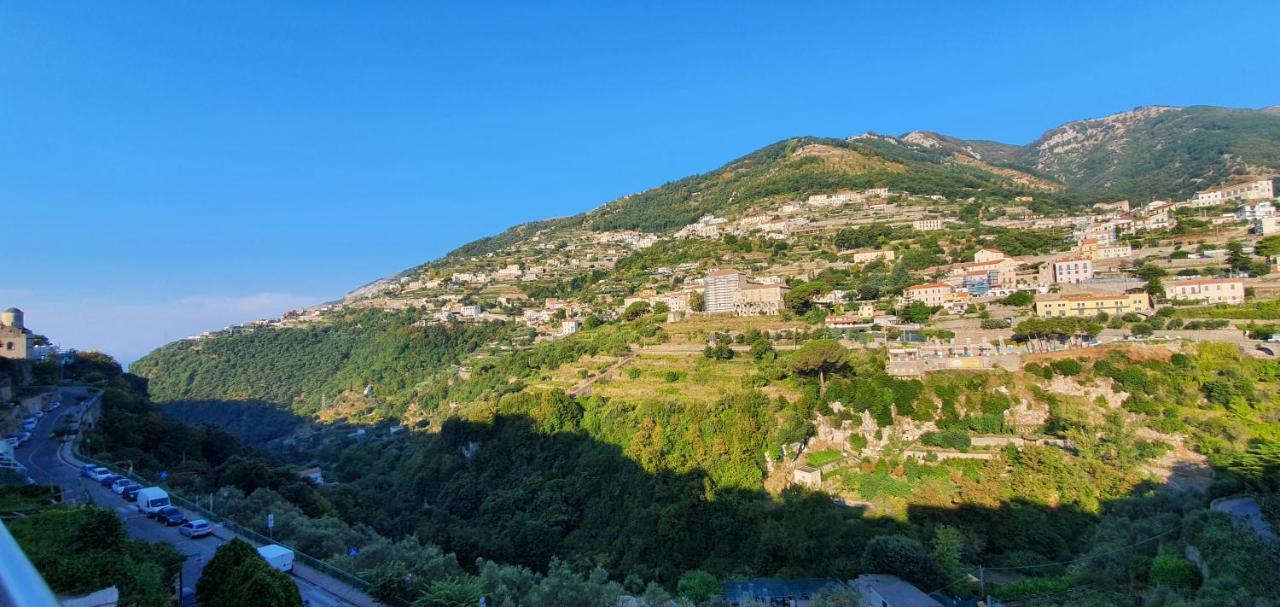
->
97, 336, 1280, 605
131, 309, 512, 415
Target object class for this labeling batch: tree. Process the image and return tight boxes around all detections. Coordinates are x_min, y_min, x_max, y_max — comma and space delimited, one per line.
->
999, 291, 1034, 307
1136, 262, 1167, 296
198, 539, 300, 607
749, 339, 774, 362
704, 343, 734, 360
931, 526, 967, 588
689, 291, 705, 312
1226, 240, 1251, 274
677, 570, 719, 602
414, 576, 484, 607
861, 535, 945, 590
1257, 235, 1280, 257
898, 301, 936, 324
622, 301, 651, 321
788, 340, 848, 387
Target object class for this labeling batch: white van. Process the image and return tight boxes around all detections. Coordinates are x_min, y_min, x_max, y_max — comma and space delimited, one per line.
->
257, 544, 294, 573
135, 487, 171, 516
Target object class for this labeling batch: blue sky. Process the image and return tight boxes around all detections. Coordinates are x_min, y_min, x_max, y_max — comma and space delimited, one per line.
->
3, 2, 1278, 363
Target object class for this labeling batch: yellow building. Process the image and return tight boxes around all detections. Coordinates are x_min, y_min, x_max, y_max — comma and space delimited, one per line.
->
1033, 292, 1151, 318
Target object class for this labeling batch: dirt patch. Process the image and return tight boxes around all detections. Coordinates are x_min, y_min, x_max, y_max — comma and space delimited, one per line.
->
1024, 344, 1179, 364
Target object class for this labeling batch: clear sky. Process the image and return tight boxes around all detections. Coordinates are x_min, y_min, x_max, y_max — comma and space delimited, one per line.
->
3, 1, 1278, 363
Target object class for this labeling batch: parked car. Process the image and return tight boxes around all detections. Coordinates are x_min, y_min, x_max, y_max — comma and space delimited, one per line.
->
99, 474, 123, 488
21, 419, 37, 432
2, 435, 17, 448
17, 432, 31, 446
122, 484, 143, 502
178, 520, 212, 538
86, 467, 112, 482
111, 478, 133, 494
32, 410, 44, 419
80, 464, 100, 478
154, 506, 186, 526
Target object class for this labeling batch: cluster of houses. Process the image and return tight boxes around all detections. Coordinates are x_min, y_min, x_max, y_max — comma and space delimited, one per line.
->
676, 188, 907, 241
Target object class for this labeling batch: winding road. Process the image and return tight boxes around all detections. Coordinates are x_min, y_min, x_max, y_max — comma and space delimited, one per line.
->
19, 387, 377, 607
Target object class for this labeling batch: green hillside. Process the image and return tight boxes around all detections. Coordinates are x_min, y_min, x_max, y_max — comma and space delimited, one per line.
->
1014, 105, 1280, 199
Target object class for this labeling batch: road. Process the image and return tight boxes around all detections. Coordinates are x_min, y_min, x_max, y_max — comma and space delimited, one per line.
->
18, 387, 373, 607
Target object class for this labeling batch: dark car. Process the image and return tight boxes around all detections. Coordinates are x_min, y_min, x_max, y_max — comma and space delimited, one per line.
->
154, 506, 186, 526
122, 484, 143, 502
99, 474, 123, 488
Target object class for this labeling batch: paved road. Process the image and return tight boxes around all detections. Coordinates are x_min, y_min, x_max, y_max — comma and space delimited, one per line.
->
18, 387, 372, 607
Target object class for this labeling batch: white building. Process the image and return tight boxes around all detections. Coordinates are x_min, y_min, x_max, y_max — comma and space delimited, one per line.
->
1256, 215, 1280, 236
1164, 278, 1245, 305
704, 269, 744, 314
903, 283, 951, 307
912, 218, 944, 231
1050, 255, 1094, 284
1192, 178, 1275, 206
1077, 239, 1132, 261
850, 249, 896, 264
1238, 200, 1276, 221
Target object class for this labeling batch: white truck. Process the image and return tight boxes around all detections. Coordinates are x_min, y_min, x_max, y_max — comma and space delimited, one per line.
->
135, 487, 171, 516
257, 544, 294, 573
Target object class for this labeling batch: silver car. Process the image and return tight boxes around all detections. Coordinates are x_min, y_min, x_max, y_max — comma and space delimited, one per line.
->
112, 478, 133, 494
178, 519, 212, 538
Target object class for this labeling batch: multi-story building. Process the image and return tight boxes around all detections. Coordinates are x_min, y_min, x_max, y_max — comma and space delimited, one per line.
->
1074, 222, 1119, 245
1191, 178, 1275, 205
1256, 216, 1280, 236
1077, 239, 1132, 261
1033, 292, 1151, 318
903, 283, 952, 307
704, 269, 744, 313
950, 257, 1019, 289
734, 283, 788, 316
850, 249, 896, 264
973, 248, 1007, 263
1164, 278, 1245, 305
1237, 200, 1276, 221
1050, 256, 1094, 284
912, 218, 944, 231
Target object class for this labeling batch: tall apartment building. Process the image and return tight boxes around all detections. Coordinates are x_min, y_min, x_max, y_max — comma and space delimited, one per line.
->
704, 270, 744, 313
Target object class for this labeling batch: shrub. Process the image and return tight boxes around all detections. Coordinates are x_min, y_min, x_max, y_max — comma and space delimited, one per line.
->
920, 430, 971, 450
1049, 359, 1083, 377
1149, 549, 1199, 590
980, 318, 1011, 330
861, 535, 945, 590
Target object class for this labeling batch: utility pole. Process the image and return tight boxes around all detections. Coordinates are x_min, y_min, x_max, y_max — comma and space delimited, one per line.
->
979, 565, 986, 602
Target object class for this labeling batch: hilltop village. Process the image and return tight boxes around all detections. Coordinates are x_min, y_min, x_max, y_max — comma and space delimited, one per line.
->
226, 175, 1277, 356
